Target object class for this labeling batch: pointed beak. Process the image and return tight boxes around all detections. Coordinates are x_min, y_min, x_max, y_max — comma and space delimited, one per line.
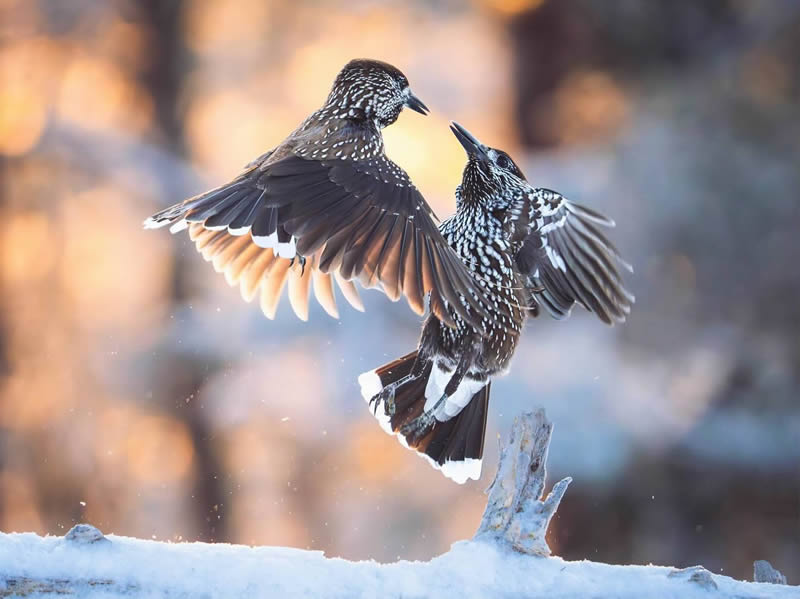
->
405, 92, 429, 115
450, 121, 490, 161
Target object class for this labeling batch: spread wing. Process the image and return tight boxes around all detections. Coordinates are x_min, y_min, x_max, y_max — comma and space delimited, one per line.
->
512, 188, 634, 324
145, 154, 492, 328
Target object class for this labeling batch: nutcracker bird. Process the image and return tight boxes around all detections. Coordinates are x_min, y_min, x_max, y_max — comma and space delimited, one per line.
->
145, 59, 495, 328
144, 59, 633, 483
358, 123, 633, 483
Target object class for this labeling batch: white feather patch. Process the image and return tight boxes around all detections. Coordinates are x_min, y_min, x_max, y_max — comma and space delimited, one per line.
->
168, 219, 188, 233
276, 237, 296, 259
252, 231, 278, 249
358, 370, 391, 435
539, 214, 567, 234
440, 458, 482, 484
358, 364, 484, 485
228, 225, 250, 236
424, 362, 486, 420
143, 217, 165, 230
545, 244, 566, 272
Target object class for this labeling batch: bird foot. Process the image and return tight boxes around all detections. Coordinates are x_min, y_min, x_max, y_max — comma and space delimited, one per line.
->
369, 385, 397, 417
399, 410, 436, 444
290, 254, 307, 276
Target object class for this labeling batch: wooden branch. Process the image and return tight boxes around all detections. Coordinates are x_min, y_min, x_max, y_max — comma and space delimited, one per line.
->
475, 409, 571, 556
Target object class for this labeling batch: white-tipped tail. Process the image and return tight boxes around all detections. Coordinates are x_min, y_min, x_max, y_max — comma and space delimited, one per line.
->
359, 369, 392, 435
358, 370, 382, 402
440, 458, 482, 484
357, 354, 489, 485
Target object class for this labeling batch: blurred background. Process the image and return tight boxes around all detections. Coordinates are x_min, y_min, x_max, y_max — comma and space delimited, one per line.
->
1, 0, 798, 581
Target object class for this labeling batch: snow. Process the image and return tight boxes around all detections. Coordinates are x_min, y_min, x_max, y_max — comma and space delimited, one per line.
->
0, 527, 795, 599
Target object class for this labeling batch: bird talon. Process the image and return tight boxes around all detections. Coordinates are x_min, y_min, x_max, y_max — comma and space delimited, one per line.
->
384, 394, 396, 416
399, 411, 435, 442
290, 254, 307, 276
369, 385, 396, 416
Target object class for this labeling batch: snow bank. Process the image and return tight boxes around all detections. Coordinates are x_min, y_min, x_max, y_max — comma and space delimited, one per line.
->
0, 528, 795, 599
0, 411, 793, 598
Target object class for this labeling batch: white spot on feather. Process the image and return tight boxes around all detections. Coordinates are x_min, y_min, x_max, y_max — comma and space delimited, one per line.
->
276, 237, 297, 259
252, 231, 277, 249
169, 219, 188, 233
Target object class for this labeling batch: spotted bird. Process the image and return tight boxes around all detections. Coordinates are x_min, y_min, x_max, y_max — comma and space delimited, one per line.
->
358, 123, 633, 483
143, 60, 632, 483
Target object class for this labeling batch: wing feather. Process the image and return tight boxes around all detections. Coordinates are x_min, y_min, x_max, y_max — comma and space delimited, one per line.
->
513, 189, 633, 324
145, 151, 496, 325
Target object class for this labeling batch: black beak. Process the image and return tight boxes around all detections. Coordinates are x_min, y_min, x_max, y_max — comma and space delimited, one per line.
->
450, 121, 490, 160
405, 92, 429, 115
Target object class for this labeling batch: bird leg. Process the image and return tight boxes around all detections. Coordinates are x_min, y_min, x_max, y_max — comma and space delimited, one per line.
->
400, 341, 479, 445
369, 349, 430, 417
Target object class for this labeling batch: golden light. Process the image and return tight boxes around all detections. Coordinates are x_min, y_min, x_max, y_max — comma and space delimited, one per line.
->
0, 473, 44, 533
185, 88, 297, 175
0, 36, 66, 155
0, 369, 67, 430
125, 414, 195, 485
57, 54, 154, 135
0, 85, 47, 156
0, 211, 54, 284
480, 0, 547, 17
348, 422, 410, 485
183, 0, 272, 53
59, 184, 172, 335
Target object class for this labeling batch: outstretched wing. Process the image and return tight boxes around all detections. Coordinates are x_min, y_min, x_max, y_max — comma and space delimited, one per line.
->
512, 188, 634, 324
187, 224, 363, 321
145, 154, 492, 328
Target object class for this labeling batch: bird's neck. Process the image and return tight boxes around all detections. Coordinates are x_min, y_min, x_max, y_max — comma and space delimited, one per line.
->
455, 185, 496, 212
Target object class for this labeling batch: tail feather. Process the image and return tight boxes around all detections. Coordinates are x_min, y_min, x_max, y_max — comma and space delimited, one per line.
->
358, 352, 489, 484
424, 383, 489, 466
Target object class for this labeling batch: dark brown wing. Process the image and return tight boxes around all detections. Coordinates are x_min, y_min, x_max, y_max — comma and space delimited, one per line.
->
513, 188, 634, 324
145, 155, 491, 328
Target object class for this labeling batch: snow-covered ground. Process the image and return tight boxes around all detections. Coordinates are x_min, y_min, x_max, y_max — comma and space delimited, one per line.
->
0, 526, 795, 599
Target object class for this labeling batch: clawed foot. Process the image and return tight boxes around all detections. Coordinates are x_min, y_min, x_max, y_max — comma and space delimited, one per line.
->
369, 385, 396, 417
290, 254, 307, 276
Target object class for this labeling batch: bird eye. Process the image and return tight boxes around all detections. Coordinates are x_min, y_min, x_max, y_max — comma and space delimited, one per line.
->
496, 154, 510, 169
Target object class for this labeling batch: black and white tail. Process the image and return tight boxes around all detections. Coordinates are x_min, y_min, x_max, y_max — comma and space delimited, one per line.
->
358, 351, 490, 484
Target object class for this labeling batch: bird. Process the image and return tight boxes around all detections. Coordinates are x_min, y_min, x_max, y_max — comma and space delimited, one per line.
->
144, 58, 496, 329
144, 58, 632, 484
357, 122, 634, 483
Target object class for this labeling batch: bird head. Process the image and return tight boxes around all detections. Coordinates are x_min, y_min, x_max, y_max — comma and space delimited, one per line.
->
450, 121, 528, 208
327, 59, 429, 128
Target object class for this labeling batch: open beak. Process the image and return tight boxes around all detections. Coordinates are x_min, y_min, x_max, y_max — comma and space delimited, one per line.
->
405, 92, 429, 115
450, 121, 490, 161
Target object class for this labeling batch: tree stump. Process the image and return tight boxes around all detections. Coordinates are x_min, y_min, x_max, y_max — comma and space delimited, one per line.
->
474, 409, 571, 556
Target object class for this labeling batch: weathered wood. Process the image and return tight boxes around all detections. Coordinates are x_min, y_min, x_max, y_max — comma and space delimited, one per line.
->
475, 409, 571, 556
